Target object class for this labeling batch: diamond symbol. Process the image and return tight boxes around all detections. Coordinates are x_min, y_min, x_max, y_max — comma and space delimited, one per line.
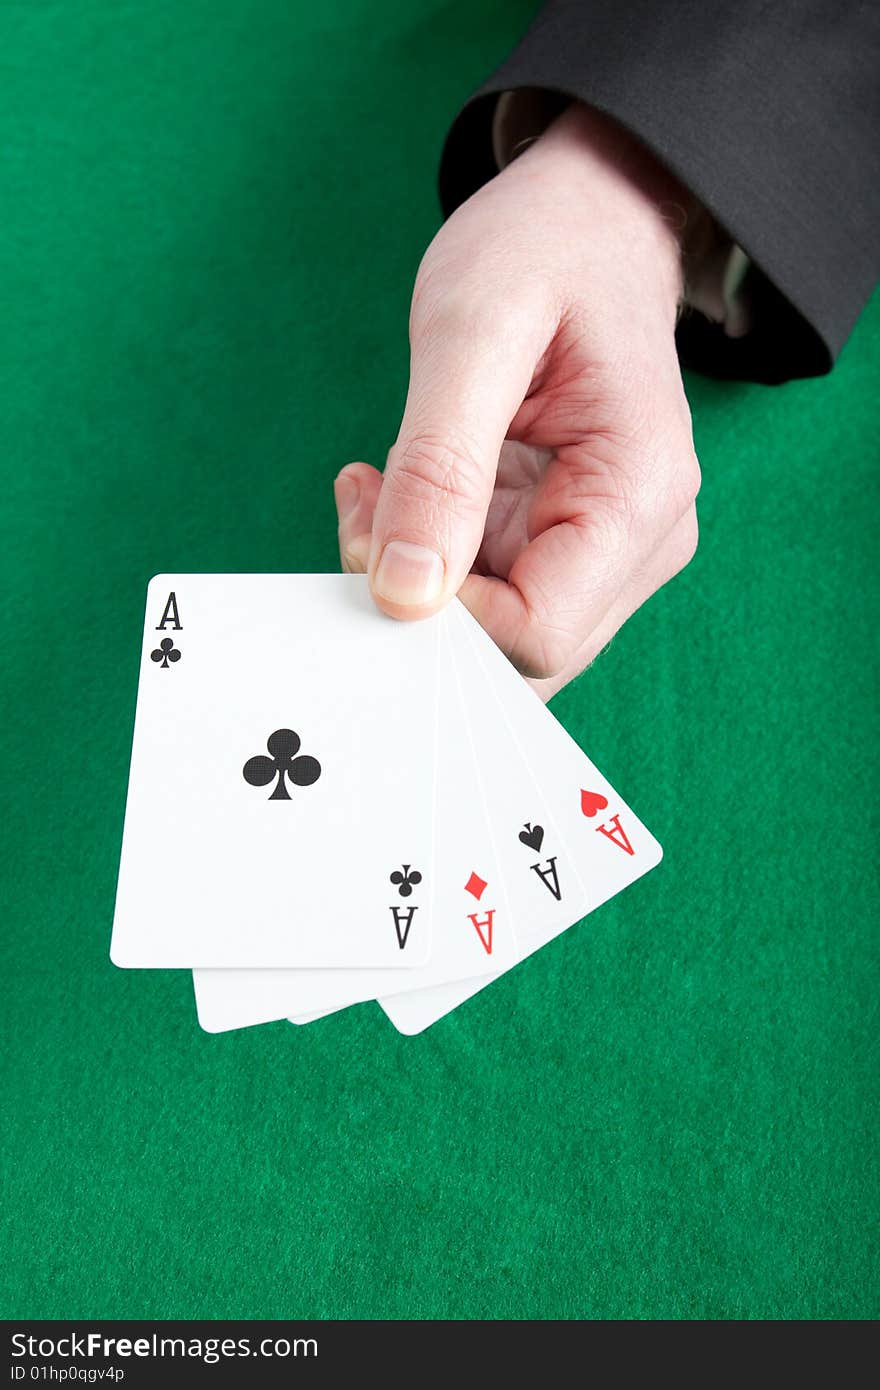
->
464, 871, 487, 901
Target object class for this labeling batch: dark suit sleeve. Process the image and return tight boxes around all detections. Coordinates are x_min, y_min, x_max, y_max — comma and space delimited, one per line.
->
438, 0, 880, 383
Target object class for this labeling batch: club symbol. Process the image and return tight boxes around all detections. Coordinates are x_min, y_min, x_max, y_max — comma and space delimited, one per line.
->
390, 864, 422, 898
242, 728, 321, 801
151, 637, 181, 668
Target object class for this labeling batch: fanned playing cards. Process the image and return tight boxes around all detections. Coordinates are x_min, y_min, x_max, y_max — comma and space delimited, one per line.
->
111, 574, 662, 1033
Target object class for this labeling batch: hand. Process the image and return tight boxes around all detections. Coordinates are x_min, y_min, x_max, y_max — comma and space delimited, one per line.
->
334, 102, 701, 698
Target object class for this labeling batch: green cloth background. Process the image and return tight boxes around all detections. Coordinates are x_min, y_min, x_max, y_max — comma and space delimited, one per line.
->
1, 1, 877, 1321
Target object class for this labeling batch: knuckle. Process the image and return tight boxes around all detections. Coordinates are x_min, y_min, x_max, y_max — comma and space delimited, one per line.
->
411, 255, 536, 351
642, 444, 701, 535
388, 432, 488, 517
412, 287, 490, 350
678, 449, 702, 508
512, 627, 573, 681
410, 251, 481, 341
557, 447, 641, 546
511, 602, 580, 681
572, 492, 634, 563
663, 509, 699, 582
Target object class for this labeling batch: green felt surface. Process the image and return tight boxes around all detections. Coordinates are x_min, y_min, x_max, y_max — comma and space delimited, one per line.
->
1, 0, 877, 1322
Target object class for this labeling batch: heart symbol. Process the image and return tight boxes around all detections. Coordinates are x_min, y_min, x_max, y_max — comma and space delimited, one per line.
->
580, 789, 608, 818
518, 822, 545, 852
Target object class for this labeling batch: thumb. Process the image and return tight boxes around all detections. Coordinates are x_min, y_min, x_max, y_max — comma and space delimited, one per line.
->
367, 300, 541, 619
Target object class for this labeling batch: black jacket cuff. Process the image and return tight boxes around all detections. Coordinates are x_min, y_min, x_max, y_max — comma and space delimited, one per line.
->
438, 1, 880, 385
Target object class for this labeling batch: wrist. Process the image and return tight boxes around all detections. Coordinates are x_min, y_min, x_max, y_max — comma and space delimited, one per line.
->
493, 94, 749, 340
510, 100, 693, 316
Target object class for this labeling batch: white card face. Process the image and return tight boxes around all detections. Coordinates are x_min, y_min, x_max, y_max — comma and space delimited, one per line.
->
460, 602, 662, 942
111, 574, 439, 967
378, 601, 663, 1033
192, 617, 515, 1031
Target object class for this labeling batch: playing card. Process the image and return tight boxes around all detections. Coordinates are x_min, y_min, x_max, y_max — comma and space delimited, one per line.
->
110, 574, 440, 967
377, 601, 663, 1032
192, 615, 516, 1031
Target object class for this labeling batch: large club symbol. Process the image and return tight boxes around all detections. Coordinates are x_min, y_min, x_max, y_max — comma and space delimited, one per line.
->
242, 728, 321, 801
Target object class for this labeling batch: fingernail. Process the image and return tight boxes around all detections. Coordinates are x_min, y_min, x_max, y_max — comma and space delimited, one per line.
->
334, 471, 360, 520
342, 533, 370, 574
373, 540, 445, 607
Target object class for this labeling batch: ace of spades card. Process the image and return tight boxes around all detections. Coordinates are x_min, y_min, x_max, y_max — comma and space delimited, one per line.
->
110, 574, 440, 968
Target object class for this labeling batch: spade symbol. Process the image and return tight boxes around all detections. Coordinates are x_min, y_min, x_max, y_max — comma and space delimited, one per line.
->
518, 822, 544, 852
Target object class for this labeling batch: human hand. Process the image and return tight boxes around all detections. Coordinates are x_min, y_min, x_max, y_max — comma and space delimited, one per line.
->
334, 102, 701, 698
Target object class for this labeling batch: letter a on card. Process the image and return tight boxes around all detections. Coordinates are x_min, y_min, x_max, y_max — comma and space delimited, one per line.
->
595, 815, 635, 855
390, 905, 418, 949
467, 910, 495, 955
530, 856, 562, 900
